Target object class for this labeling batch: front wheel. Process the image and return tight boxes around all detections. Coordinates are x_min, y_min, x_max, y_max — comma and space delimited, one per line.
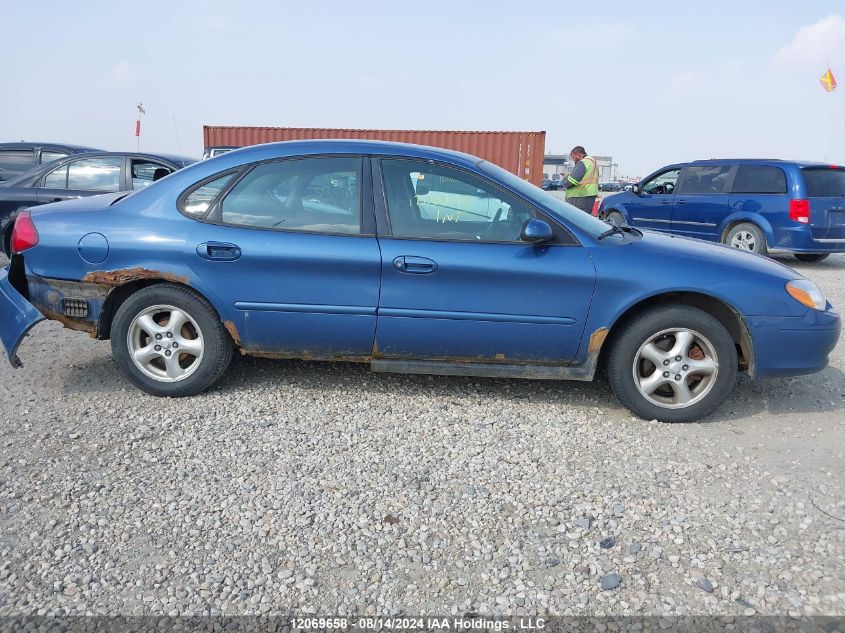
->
111, 284, 233, 396
604, 210, 626, 226
794, 253, 830, 263
724, 223, 767, 255
606, 305, 738, 422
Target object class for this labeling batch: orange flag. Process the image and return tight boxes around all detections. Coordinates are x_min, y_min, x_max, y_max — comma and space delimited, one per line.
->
820, 68, 837, 92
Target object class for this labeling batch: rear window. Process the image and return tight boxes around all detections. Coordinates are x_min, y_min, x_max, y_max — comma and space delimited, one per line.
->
732, 165, 786, 194
803, 168, 845, 197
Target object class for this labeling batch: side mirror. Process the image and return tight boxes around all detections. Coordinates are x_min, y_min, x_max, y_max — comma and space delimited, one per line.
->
521, 219, 554, 243
632, 184, 640, 194
415, 184, 430, 196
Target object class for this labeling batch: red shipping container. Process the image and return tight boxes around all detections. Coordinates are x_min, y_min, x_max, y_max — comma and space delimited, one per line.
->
203, 126, 546, 186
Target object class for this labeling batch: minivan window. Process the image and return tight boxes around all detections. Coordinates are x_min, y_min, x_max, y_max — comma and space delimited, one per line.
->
803, 168, 845, 197
641, 169, 681, 195
677, 165, 733, 195
732, 165, 786, 194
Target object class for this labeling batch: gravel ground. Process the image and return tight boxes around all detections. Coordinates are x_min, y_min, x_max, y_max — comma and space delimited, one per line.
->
0, 253, 843, 618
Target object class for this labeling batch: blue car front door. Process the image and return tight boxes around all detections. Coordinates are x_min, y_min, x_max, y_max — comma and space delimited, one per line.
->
185, 156, 381, 358
626, 168, 681, 233
373, 159, 596, 364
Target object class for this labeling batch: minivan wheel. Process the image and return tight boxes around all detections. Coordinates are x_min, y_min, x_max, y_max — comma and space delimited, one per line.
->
794, 253, 830, 263
111, 284, 233, 397
606, 305, 738, 422
605, 210, 625, 226
725, 223, 767, 255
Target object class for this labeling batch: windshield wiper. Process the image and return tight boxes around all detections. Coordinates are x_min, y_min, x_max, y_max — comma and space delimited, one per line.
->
598, 224, 642, 240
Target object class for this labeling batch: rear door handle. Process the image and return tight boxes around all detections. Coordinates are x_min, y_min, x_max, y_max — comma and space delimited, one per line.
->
393, 256, 437, 274
197, 241, 241, 261
676, 199, 687, 205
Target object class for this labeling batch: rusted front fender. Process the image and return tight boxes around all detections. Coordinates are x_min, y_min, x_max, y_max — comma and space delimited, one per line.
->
0, 266, 44, 368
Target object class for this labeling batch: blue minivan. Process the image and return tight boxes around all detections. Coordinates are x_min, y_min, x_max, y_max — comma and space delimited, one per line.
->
599, 160, 845, 262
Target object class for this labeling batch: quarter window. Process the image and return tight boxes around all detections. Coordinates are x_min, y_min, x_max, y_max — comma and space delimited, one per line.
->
677, 165, 733, 195
182, 173, 236, 217
731, 165, 786, 194
381, 159, 536, 242
220, 157, 361, 234
803, 168, 845, 197
66, 157, 122, 191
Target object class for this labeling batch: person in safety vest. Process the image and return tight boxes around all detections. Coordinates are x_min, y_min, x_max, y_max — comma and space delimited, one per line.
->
562, 146, 598, 214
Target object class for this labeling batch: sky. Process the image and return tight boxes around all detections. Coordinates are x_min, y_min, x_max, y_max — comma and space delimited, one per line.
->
2, 0, 845, 177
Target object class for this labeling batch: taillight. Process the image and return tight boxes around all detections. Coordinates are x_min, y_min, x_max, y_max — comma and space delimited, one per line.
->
11, 211, 39, 253
789, 199, 810, 225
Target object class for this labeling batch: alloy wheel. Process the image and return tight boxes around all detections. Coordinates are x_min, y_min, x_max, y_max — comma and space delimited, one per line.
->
632, 328, 719, 409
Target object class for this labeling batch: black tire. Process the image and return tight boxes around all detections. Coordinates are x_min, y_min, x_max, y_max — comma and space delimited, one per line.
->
794, 253, 830, 263
724, 222, 767, 255
110, 284, 233, 397
605, 210, 625, 226
606, 305, 738, 423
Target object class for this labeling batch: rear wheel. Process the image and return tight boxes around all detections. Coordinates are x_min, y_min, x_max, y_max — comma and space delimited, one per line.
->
606, 305, 738, 422
794, 253, 830, 263
724, 223, 767, 255
111, 284, 233, 396
605, 210, 625, 226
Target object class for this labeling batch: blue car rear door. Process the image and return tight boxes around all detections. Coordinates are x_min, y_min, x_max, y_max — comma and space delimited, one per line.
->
671, 163, 737, 240
626, 167, 681, 233
372, 158, 596, 364
184, 155, 381, 359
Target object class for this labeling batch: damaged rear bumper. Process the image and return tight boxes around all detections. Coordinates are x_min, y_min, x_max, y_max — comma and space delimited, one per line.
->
0, 266, 44, 368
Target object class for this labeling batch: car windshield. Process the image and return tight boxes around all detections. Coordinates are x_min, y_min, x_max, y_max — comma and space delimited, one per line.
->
479, 161, 611, 238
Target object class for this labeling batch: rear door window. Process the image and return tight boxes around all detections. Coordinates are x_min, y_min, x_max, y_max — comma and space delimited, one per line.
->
0, 149, 34, 170
66, 157, 123, 191
131, 160, 173, 189
677, 165, 734, 194
732, 165, 786, 194
220, 157, 361, 234
803, 168, 845, 197
40, 150, 69, 165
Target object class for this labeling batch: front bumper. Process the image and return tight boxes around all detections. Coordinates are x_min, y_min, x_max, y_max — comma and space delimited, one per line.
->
748, 308, 841, 378
0, 266, 44, 368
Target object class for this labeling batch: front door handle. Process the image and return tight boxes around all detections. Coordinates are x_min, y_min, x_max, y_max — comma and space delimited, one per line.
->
393, 256, 438, 274
661, 199, 672, 205
197, 241, 241, 261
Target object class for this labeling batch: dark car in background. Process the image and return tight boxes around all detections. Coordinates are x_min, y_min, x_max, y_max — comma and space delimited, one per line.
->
599, 159, 845, 262
0, 142, 101, 182
0, 152, 197, 255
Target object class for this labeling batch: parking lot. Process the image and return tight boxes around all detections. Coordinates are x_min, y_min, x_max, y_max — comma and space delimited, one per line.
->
0, 252, 843, 618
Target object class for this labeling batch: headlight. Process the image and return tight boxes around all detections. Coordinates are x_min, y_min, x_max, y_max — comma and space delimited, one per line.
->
785, 279, 827, 311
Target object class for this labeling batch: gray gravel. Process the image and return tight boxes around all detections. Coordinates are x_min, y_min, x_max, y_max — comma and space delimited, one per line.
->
0, 253, 844, 617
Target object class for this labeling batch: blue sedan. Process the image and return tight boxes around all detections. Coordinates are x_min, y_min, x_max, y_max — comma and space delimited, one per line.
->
0, 141, 840, 422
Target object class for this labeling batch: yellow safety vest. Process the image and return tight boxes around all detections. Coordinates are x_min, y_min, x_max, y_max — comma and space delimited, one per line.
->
565, 156, 599, 199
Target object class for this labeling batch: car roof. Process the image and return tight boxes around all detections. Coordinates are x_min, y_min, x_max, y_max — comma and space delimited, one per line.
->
0, 142, 100, 152
212, 139, 486, 169
689, 158, 842, 168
